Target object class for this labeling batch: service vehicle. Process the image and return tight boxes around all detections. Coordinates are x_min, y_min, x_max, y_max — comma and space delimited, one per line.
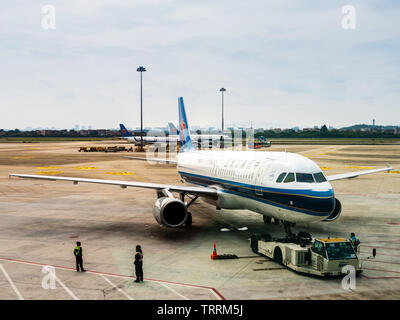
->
250, 233, 363, 277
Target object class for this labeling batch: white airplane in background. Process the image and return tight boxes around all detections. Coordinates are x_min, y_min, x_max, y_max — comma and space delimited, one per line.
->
119, 123, 232, 147
119, 124, 177, 145
10, 97, 393, 236
167, 122, 232, 147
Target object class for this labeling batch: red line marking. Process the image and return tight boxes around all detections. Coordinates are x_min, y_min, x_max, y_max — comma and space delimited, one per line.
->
7, 186, 20, 193
0, 257, 225, 300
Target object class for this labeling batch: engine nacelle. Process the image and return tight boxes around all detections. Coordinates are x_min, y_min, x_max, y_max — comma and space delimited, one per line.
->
323, 198, 342, 222
153, 197, 188, 227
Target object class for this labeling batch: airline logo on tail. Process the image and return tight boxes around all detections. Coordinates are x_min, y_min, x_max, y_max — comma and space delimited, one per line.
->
178, 97, 194, 152
168, 122, 179, 135
119, 124, 133, 137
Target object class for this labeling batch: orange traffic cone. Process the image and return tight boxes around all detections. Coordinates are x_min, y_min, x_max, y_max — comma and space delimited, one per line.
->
211, 243, 219, 260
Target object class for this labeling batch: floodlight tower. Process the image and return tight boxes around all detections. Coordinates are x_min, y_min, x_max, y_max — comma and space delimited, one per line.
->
137, 66, 146, 151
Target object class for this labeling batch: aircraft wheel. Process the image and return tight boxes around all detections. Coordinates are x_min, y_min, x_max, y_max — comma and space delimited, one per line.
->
251, 234, 261, 253
263, 216, 272, 224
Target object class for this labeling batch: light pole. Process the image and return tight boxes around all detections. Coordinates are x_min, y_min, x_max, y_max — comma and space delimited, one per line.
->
219, 88, 226, 132
137, 66, 146, 151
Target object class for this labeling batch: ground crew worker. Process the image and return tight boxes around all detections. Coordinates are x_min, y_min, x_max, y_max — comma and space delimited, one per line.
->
350, 233, 360, 253
134, 245, 143, 282
74, 241, 86, 272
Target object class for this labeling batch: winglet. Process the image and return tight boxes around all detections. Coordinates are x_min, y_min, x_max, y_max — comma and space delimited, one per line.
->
386, 163, 393, 173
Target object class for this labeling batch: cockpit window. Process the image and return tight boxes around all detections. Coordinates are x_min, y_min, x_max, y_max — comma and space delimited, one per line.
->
296, 173, 314, 183
313, 172, 327, 183
284, 172, 295, 183
276, 172, 287, 183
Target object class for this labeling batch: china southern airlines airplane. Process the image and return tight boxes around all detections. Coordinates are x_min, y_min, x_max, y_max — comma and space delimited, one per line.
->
119, 122, 231, 147
119, 124, 177, 145
167, 122, 232, 146
10, 97, 392, 235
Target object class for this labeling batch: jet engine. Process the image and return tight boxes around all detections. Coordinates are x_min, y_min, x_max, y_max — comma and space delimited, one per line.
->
153, 197, 188, 227
323, 198, 342, 222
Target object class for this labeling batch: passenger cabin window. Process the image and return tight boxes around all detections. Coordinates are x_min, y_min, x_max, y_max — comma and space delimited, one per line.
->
313, 172, 327, 183
284, 172, 295, 183
276, 172, 287, 183
296, 173, 314, 183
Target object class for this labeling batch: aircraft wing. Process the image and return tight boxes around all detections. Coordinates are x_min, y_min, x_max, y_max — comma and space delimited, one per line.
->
326, 164, 393, 182
125, 156, 177, 164
9, 173, 217, 199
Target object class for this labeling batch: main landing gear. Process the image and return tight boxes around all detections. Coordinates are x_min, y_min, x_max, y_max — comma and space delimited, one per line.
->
282, 221, 296, 241
263, 216, 281, 225
180, 193, 198, 228
280, 221, 311, 245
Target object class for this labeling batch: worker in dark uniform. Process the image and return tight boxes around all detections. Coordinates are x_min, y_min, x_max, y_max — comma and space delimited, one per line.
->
74, 241, 86, 272
350, 233, 360, 254
134, 245, 143, 282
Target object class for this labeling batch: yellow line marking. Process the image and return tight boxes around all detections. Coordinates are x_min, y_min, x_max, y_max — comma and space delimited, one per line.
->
11, 156, 35, 160
104, 171, 145, 182
104, 171, 136, 175
74, 166, 98, 170
389, 170, 400, 174
36, 171, 64, 175
344, 166, 375, 169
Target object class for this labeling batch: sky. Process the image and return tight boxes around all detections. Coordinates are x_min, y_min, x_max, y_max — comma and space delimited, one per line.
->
1, 0, 399, 130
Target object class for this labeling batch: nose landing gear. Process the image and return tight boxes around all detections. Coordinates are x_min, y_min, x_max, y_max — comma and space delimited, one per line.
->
282, 221, 296, 241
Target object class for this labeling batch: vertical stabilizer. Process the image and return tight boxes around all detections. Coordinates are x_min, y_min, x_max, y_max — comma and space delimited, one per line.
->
119, 124, 133, 137
178, 97, 195, 152
168, 122, 179, 135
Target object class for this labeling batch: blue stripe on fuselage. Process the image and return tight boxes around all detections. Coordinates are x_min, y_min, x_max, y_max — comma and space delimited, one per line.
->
178, 171, 334, 216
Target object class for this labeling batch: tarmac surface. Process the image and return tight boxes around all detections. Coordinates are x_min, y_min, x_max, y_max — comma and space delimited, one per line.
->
0, 141, 399, 300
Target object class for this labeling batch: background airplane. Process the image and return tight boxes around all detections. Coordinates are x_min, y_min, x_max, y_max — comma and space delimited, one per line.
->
119, 124, 176, 145
120, 122, 233, 148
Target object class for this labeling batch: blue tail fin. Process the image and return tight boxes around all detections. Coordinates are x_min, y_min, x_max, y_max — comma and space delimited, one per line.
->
168, 122, 179, 135
119, 124, 133, 137
178, 97, 194, 152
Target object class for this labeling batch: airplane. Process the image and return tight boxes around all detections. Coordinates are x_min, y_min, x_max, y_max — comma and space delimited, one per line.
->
119, 124, 177, 145
167, 122, 233, 147
10, 97, 393, 237
120, 122, 232, 148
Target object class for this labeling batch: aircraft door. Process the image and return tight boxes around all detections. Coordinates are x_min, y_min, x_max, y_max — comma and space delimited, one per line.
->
254, 160, 269, 196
